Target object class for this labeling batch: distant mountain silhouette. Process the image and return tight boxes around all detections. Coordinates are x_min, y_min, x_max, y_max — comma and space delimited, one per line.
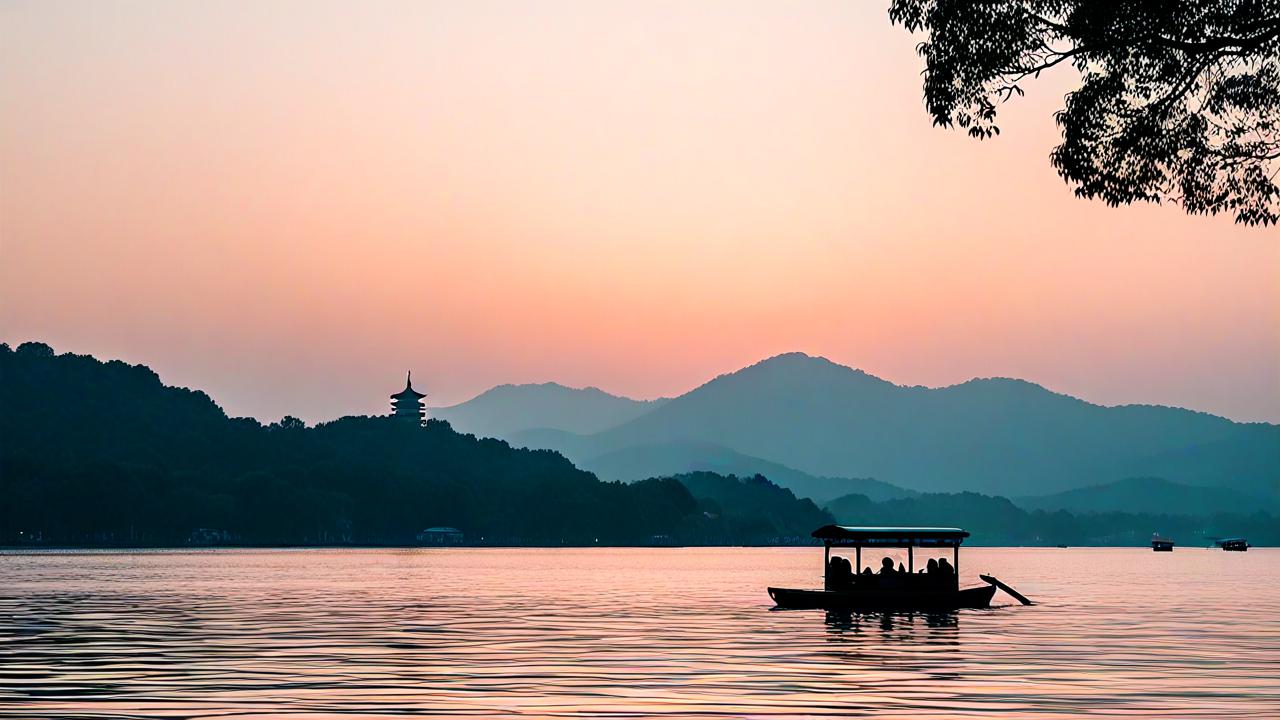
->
503, 352, 1280, 501
4, 342, 1274, 548
669, 472, 833, 542
432, 382, 667, 438
570, 440, 914, 504
502, 429, 914, 504
1015, 477, 1274, 516
825, 489, 1279, 547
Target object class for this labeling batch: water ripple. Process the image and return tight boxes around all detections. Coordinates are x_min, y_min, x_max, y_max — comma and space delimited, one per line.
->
0, 547, 1277, 718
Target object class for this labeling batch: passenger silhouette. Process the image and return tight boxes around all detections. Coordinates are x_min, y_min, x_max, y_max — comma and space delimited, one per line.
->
828, 556, 856, 589
878, 557, 896, 574
927, 558, 939, 573
937, 557, 955, 575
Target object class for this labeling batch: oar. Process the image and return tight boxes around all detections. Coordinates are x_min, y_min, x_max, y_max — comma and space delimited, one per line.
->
980, 574, 1033, 606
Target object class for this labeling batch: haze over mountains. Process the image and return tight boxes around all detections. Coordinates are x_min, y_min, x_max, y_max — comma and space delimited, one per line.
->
435, 353, 1280, 510
433, 383, 667, 438
1014, 477, 1267, 517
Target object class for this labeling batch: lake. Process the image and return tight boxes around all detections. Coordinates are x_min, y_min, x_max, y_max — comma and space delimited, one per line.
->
1, 547, 1277, 718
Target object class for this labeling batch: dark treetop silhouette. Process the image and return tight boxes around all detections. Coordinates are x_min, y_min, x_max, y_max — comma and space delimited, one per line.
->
888, 0, 1280, 225
0, 342, 828, 546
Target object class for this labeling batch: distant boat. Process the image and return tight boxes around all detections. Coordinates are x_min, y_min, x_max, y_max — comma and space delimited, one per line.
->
1215, 538, 1249, 551
766, 525, 1032, 610
1151, 534, 1174, 552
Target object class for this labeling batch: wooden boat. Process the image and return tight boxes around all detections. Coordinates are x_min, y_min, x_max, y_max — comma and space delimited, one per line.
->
767, 525, 1024, 611
768, 582, 996, 610
1216, 538, 1249, 551
1151, 534, 1174, 551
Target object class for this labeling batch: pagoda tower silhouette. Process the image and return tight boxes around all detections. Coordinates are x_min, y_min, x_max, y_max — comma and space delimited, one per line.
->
390, 371, 426, 425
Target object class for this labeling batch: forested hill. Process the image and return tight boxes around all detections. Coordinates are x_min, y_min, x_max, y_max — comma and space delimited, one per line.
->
0, 342, 825, 546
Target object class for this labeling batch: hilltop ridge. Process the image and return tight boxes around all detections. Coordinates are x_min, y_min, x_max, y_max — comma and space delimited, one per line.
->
0, 341, 822, 546
432, 382, 668, 438
445, 352, 1280, 503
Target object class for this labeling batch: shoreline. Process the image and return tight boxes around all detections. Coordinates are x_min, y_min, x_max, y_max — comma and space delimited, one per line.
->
2, 543, 1267, 551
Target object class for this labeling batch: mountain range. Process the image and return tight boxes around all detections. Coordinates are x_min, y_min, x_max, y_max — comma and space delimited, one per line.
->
431, 353, 1280, 510
433, 382, 667, 438
5, 341, 1275, 546
1014, 477, 1268, 517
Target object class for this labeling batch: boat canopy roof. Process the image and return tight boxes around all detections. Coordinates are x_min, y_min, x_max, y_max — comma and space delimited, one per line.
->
812, 525, 970, 548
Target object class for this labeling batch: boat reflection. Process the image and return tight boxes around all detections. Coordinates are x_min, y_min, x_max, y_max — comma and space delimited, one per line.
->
823, 608, 962, 645
821, 610, 962, 677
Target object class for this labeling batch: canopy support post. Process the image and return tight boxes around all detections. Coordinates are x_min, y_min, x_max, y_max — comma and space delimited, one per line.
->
908, 546, 913, 573
953, 544, 959, 577
824, 542, 831, 589
855, 545, 861, 574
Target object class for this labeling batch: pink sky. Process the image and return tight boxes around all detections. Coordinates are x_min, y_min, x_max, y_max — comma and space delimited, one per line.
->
2, 0, 1277, 424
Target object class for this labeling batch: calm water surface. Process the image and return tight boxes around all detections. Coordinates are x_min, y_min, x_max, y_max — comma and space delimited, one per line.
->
1, 547, 1277, 718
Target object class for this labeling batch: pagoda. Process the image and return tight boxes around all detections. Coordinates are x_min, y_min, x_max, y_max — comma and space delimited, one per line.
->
390, 371, 426, 424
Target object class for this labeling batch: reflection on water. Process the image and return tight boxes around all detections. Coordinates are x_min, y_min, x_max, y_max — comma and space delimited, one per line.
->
0, 547, 1277, 718
823, 609, 960, 634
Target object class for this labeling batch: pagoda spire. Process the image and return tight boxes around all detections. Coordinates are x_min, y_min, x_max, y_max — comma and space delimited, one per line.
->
390, 371, 427, 424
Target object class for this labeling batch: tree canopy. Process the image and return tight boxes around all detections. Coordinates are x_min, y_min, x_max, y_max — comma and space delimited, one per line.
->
0, 343, 830, 547
889, 1, 1280, 225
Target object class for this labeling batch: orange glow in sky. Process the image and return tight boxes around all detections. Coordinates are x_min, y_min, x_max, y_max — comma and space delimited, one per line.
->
2, 1, 1277, 423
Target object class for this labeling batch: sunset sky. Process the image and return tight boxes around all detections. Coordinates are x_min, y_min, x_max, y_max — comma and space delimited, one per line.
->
2, 0, 1277, 424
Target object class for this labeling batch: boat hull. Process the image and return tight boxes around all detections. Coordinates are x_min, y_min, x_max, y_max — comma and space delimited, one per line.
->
768, 582, 997, 610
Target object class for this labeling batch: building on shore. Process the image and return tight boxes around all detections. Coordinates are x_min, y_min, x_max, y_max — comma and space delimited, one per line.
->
416, 527, 464, 545
391, 371, 426, 424
188, 528, 235, 546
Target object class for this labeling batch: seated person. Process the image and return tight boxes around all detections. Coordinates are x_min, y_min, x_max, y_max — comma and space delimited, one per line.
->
937, 557, 955, 575
827, 555, 854, 589
878, 557, 896, 575
919, 558, 942, 587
